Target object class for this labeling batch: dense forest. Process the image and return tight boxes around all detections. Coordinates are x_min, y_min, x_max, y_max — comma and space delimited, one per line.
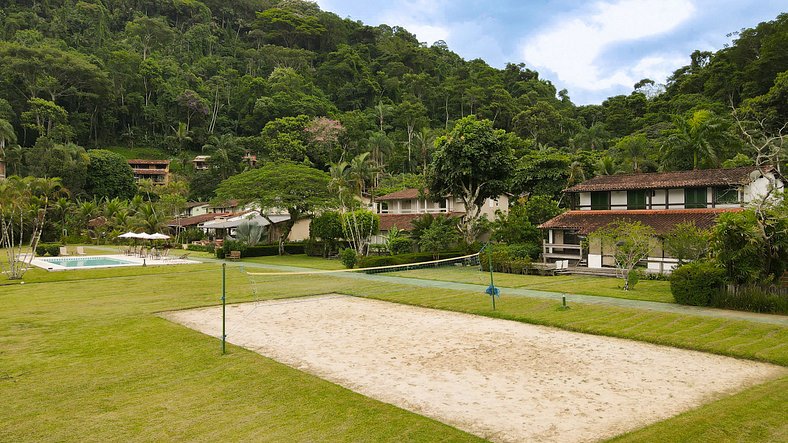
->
0, 0, 786, 203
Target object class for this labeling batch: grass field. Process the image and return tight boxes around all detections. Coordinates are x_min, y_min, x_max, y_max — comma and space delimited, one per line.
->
2, 253, 787, 441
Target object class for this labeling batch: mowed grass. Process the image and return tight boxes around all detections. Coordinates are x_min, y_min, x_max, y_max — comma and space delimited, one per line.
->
390, 266, 674, 303
0, 265, 483, 442
2, 258, 787, 442
241, 254, 344, 270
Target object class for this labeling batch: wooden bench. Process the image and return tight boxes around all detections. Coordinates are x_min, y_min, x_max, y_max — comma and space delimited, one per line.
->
227, 250, 241, 261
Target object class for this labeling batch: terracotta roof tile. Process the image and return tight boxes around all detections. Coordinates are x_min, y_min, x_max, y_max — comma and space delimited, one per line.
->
167, 212, 229, 227
565, 166, 775, 192
376, 188, 429, 201
538, 208, 742, 235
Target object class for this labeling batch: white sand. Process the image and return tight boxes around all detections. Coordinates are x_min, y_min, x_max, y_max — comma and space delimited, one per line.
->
164, 295, 785, 442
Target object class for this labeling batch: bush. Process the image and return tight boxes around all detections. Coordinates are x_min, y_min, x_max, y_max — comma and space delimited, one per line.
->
179, 228, 205, 244
219, 243, 306, 258
357, 251, 465, 268
187, 244, 215, 253
35, 243, 61, 256
388, 237, 413, 255
479, 243, 540, 275
670, 261, 726, 306
340, 248, 357, 269
709, 285, 788, 314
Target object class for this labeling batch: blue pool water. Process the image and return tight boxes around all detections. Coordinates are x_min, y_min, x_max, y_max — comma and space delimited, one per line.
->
41, 257, 136, 268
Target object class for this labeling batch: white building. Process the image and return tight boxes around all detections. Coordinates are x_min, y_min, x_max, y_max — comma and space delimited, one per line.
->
539, 166, 784, 273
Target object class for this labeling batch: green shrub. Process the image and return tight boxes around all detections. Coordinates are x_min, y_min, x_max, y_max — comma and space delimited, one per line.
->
709, 285, 788, 314
388, 237, 413, 255
186, 244, 214, 253
479, 243, 539, 274
357, 251, 465, 268
626, 269, 642, 290
670, 261, 726, 306
340, 248, 357, 269
47, 244, 61, 257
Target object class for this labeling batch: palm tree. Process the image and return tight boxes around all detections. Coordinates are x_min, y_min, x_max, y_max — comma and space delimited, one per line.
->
52, 197, 73, 239
594, 156, 619, 176
567, 161, 586, 187
368, 132, 393, 187
135, 202, 166, 234
0, 118, 17, 157
666, 110, 731, 169
4, 144, 23, 175
169, 122, 192, 154
348, 152, 375, 196
413, 128, 434, 175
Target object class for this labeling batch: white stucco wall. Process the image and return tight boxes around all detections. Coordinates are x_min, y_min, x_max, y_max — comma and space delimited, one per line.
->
610, 191, 627, 208
579, 192, 591, 210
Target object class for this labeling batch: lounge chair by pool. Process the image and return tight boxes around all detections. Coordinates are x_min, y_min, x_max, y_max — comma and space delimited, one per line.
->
59, 246, 70, 256
76, 247, 87, 256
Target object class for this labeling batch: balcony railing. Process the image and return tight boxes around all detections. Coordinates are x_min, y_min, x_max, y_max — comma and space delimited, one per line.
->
378, 208, 449, 214
542, 242, 583, 262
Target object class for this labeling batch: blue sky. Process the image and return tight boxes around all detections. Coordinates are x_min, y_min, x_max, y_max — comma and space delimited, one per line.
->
314, 0, 786, 105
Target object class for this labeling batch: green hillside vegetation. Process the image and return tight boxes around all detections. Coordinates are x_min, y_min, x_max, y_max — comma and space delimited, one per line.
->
0, 1, 785, 203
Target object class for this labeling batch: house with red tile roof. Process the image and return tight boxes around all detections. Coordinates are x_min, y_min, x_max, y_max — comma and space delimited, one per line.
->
373, 188, 509, 241
539, 166, 784, 273
128, 159, 170, 185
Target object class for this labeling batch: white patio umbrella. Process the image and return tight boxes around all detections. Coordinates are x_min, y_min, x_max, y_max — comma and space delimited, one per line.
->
136, 233, 155, 240
118, 232, 141, 239
148, 233, 170, 240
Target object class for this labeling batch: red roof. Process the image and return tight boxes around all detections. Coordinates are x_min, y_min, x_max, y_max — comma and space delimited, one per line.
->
168, 212, 229, 227
538, 208, 742, 235
376, 188, 430, 201
565, 166, 776, 192
379, 212, 463, 231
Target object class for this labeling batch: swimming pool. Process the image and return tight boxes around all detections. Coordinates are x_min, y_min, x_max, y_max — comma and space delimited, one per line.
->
42, 257, 135, 268
37, 256, 139, 270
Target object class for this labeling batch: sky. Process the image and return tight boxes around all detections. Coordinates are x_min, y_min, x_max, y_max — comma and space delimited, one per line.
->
313, 0, 786, 105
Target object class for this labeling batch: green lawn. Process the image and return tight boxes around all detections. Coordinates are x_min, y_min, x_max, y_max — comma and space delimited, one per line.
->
241, 254, 344, 270
389, 266, 675, 303
2, 258, 787, 442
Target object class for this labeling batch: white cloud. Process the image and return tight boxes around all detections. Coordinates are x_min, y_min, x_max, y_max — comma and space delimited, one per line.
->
379, 0, 452, 44
521, 0, 696, 93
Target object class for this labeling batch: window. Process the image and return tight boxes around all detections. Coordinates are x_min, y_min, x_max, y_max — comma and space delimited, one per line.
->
590, 191, 610, 210
714, 187, 739, 205
627, 190, 647, 210
684, 187, 707, 208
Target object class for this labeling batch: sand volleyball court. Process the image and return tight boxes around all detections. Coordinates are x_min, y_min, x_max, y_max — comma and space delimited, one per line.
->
164, 295, 784, 442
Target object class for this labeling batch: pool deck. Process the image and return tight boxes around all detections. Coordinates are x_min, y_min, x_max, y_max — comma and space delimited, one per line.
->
26, 254, 200, 271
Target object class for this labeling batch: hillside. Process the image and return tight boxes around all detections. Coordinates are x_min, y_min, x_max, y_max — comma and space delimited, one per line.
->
0, 1, 785, 200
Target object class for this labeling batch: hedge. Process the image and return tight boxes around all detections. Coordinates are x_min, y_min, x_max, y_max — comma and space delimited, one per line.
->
357, 251, 464, 268
670, 261, 726, 306
35, 243, 62, 257
218, 243, 306, 258
479, 243, 541, 274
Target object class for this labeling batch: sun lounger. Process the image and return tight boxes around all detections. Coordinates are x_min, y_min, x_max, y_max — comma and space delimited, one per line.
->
76, 246, 86, 256
59, 246, 70, 256
177, 253, 190, 260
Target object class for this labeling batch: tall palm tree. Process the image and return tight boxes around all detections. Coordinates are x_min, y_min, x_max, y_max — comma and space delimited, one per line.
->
135, 202, 166, 234
0, 118, 17, 157
348, 152, 375, 196
413, 128, 434, 175
666, 110, 731, 169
